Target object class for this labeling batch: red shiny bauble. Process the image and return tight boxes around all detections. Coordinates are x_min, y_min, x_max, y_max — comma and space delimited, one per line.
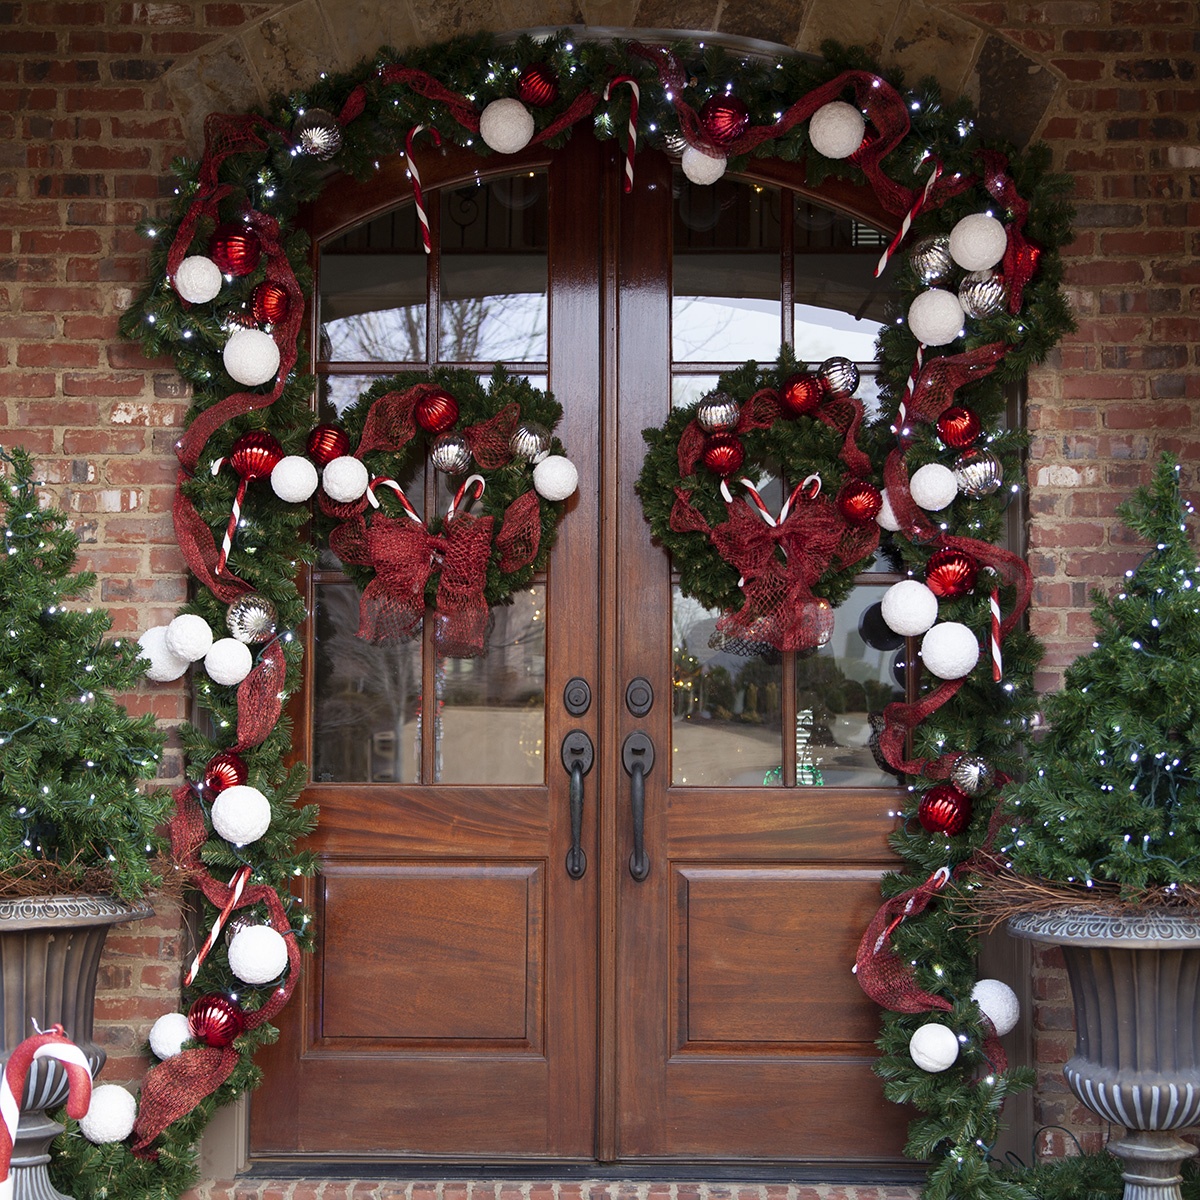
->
918, 784, 972, 836
187, 993, 246, 1048
203, 751, 248, 798
228, 431, 284, 481
779, 373, 823, 418
700, 94, 750, 146
924, 548, 979, 598
701, 432, 745, 477
209, 224, 262, 277
936, 405, 982, 449
837, 479, 883, 524
414, 389, 460, 435
518, 63, 559, 108
251, 281, 290, 326
306, 423, 350, 466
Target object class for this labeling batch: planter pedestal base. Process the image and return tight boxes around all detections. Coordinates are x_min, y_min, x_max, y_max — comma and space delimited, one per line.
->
1109, 1131, 1198, 1200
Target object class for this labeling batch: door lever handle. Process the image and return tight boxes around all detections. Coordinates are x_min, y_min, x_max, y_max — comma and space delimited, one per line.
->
622, 732, 655, 882
561, 730, 593, 880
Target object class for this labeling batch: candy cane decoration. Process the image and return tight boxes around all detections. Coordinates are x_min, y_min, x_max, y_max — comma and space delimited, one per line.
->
990, 588, 1003, 681
875, 154, 943, 277
894, 343, 925, 439
0, 1027, 92, 1200
446, 474, 485, 522
603, 75, 640, 193
405, 125, 442, 254
184, 863, 252, 986
720, 474, 822, 528
210, 456, 242, 578
366, 477, 423, 521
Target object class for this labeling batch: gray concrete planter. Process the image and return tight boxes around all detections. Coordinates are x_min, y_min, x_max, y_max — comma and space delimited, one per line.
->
0, 895, 152, 1200
1009, 908, 1200, 1200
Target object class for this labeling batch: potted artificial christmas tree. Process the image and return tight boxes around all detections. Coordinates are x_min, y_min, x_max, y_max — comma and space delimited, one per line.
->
0, 446, 170, 1200
1002, 456, 1200, 1200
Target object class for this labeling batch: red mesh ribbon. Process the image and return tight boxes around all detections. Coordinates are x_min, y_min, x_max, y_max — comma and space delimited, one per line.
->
377, 66, 481, 132
816, 397, 871, 475
463, 402, 519, 470
131, 1044, 241, 1158
495, 489, 542, 572
231, 641, 286, 753
356, 385, 425, 456
906, 342, 1009, 425
532, 88, 601, 145
173, 470, 252, 603
979, 148, 1040, 313
678, 387, 780, 477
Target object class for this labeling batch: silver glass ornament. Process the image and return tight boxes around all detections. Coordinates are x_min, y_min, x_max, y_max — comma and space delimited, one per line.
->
909, 235, 954, 286
226, 593, 278, 644
510, 420, 551, 464
224, 911, 259, 946
293, 108, 343, 161
663, 131, 688, 157
818, 356, 861, 399
953, 448, 1004, 497
696, 391, 740, 432
950, 754, 995, 797
958, 269, 1008, 319
430, 432, 473, 475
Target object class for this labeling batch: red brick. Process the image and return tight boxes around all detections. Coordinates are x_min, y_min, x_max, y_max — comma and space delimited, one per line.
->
0, 373, 58, 398
71, 144, 153, 169
22, 285, 102, 311
16, 342, 100, 368
65, 86, 147, 112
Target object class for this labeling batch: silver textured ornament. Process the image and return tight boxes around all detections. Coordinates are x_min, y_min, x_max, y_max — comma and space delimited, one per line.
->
663, 131, 688, 157
510, 421, 551, 464
224, 911, 259, 946
293, 108, 343, 160
909, 235, 954, 286
950, 754, 995, 797
818, 356, 860, 399
958, 270, 1008, 319
953, 448, 1004, 497
696, 391, 740, 433
226, 593, 278, 644
430, 432, 473, 475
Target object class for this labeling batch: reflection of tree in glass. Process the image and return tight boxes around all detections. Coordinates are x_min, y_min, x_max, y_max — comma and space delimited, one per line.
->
323, 305, 425, 363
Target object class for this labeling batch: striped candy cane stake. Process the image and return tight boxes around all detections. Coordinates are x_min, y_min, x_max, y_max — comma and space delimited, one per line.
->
894, 344, 925, 439
207, 457, 243, 578
875, 155, 943, 278
406, 125, 442, 254
990, 588, 1003, 681
446, 474, 485, 522
184, 863, 252, 986
367, 477, 423, 521
603, 75, 640, 193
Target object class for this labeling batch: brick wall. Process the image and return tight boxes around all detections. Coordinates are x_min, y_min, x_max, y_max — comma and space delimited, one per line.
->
1, 0, 1197, 1164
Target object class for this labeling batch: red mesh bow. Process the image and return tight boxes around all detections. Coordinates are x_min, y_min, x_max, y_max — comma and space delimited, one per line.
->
979, 149, 1040, 313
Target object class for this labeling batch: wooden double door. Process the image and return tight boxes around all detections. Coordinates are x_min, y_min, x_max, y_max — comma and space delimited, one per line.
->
250, 136, 910, 1166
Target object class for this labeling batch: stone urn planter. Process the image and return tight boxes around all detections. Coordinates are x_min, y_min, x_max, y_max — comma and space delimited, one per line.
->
1009, 908, 1200, 1200
0, 895, 152, 1200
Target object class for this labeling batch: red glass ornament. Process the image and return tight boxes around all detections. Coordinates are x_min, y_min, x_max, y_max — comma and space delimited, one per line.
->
209, 224, 262, 277
228, 431, 284, 481
700, 94, 750, 146
918, 784, 972, 836
701, 432, 745, 477
187, 993, 246, 1048
518, 63, 559, 108
779, 373, 823, 418
251, 281, 290, 326
203, 751, 248, 797
924, 548, 979, 598
936, 405, 982, 449
306, 424, 350, 466
837, 479, 883, 525
414, 389, 460, 435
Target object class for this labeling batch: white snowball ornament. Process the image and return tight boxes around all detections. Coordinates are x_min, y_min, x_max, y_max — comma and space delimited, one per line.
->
271, 454, 319, 503
211, 783, 271, 845
921, 621, 981, 680
322, 455, 369, 503
479, 98, 535, 154
909, 1022, 960, 1073
164, 613, 214, 663
876, 488, 902, 532
149, 1011, 192, 1059
228, 924, 290, 985
222, 328, 280, 387
808, 100, 866, 159
880, 579, 939, 637
173, 255, 222, 304
78, 1084, 138, 1144
204, 637, 253, 685
532, 455, 578, 502
972, 978, 1021, 1037
908, 462, 959, 512
681, 146, 727, 186
949, 213, 1008, 272
907, 288, 965, 347
137, 626, 189, 683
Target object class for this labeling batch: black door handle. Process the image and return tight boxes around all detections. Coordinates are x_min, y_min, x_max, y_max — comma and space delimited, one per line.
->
622, 732, 655, 882
561, 730, 593, 880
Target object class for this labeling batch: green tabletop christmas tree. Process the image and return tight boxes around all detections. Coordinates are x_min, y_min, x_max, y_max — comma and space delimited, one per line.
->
0, 446, 169, 901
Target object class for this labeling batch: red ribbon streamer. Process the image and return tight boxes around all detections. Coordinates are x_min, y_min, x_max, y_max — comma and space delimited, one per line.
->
979, 148, 1040, 312
905, 342, 1009, 426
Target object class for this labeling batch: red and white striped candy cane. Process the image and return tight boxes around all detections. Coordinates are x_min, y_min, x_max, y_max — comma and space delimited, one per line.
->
604, 75, 640, 193
184, 863, 252, 986
875, 155, 943, 278
446, 474, 485, 522
894, 343, 925, 439
406, 125, 442, 255
366, 477, 423, 521
990, 588, 1003, 681
0, 1027, 92, 1200
210, 456, 243, 578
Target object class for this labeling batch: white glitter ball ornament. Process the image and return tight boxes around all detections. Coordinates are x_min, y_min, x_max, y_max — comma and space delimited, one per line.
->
808, 100, 866, 159
149, 1011, 192, 1059
164, 613, 214, 662
322, 455, 369, 503
881, 580, 939, 638
909, 1023, 960, 1073
921, 621, 981, 680
211, 783, 271, 845
271, 454, 319, 503
972, 978, 1020, 1037
228, 924, 290, 985
948, 212, 1008, 272
876, 488, 902, 532
223, 328, 280, 387
909, 462, 959, 512
137, 626, 189, 683
907, 288, 965, 347
681, 146, 727, 185
533, 455, 578, 502
204, 637, 253, 685
479, 98, 535, 153
173, 255, 223, 304
78, 1084, 138, 1144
